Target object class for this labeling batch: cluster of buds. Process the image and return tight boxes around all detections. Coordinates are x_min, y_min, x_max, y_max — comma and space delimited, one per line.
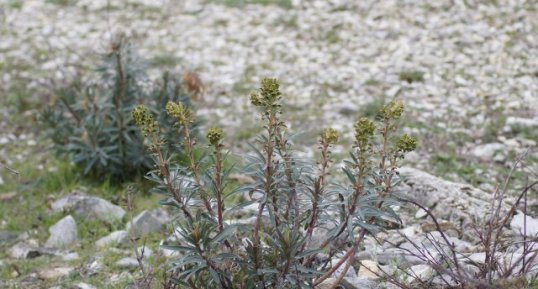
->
166, 101, 194, 126
132, 105, 155, 136
321, 128, 339, 145
250, 78, 282, 108
206, 127, 224, 147
380, 100, 404, 120
396, 134, 417, 153
354, 117, 376, 150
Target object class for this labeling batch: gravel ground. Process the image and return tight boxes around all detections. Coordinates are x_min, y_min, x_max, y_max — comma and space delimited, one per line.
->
0, 1, 537, 287
1, 0, 537, 183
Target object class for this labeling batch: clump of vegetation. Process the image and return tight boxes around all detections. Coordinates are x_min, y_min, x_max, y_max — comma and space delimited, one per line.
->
360, 97, 386, 119
398, 70, 425, 83
387, 156, 538, 289
42, 37, 198, 181
133, 78, 416, 288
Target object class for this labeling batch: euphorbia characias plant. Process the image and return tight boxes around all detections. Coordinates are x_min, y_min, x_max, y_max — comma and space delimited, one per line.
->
133, 78, 416, 289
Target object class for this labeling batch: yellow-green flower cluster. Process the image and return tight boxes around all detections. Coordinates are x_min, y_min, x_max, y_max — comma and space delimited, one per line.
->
380, 100, 404, 120
396, 134, 417, 153
250, 92, 263, 106
250, 78, 281, 107
132, 105, 155, 135
354, 117, 376, 149
206, 127, 224, 146
166, 101, 193, 126
321, 128, 339, 145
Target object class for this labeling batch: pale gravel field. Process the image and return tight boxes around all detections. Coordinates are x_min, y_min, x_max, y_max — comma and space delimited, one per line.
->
0, 1, 538, 287
1, 0, 537, 184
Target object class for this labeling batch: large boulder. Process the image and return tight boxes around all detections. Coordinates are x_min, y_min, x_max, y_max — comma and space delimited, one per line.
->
51, 191, 125, 222
396, 167, 510, 228
45, 215, 78, 249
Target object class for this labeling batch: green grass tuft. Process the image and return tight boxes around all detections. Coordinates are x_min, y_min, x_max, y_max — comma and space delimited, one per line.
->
398, 70, 425, 83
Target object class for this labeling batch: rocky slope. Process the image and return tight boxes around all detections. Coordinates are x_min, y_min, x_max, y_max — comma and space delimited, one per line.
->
0, 0, 537, 288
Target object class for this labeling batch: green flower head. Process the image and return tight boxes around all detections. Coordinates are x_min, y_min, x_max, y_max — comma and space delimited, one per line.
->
132, 105, 155, 134
354, 117, 376, 148
321, 128, 339, 145
250, 78, 282, 107
380, 100, 404, 120
206, 127, 224, 146
396, 134, 417, 153
250, 92, 263, 106
166, 101, 193, 125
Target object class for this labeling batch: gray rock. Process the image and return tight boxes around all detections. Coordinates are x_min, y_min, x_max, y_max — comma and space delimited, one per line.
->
38, 267, 74, 279
377, 245, 437, 267
344, 277, 379, 289
407, 264, 435, 281
470, 143, 505, 161
396, 167, 509, 234
358, 260, 381, 280
319, 276, 379, 289
329, 257, 357, 279
460, 252, 502, 267
51, 192, 125, 222
0, 231, 18, 244
136, 246, 153, 258
81, 256, 104, 277
17, 231, 30, 241
0, 191, 16, 201
500, 251, 538, 275
505, 117, 538, 129
96, 230, 129, 247
76, 282, 97, 289
110, 271, 134, 284
116, 257, 140, 269
404, 151, 420, 163
62, 252, 80, 261
337, 103, 359, 115
45, 215, 77, 249
127, 209, 169, 236
431, 274, 459, 287
19, 274, 41, 288
160, 246, 181, 258
510, 211, 538, 237
423, 232, 473, 252
415, 208, 427, 219
9, 241, 41, 259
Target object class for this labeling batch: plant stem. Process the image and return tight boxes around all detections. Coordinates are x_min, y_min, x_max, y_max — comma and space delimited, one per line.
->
303, 141, 330, 251
183, 123, 214, 216
150, 133, 193, 222
275, 125, 299, 229
214, 145, 224, 232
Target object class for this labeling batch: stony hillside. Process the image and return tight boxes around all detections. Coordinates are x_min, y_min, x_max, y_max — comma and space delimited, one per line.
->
0, 0, 537, 288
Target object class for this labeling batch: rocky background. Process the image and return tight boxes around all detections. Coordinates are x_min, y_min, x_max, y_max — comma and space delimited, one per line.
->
0, 0, 537, 288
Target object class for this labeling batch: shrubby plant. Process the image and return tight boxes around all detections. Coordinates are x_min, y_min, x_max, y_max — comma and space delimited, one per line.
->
42, 37, 197, 181
384, 158, 538, 289
133, 78, 416, 288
